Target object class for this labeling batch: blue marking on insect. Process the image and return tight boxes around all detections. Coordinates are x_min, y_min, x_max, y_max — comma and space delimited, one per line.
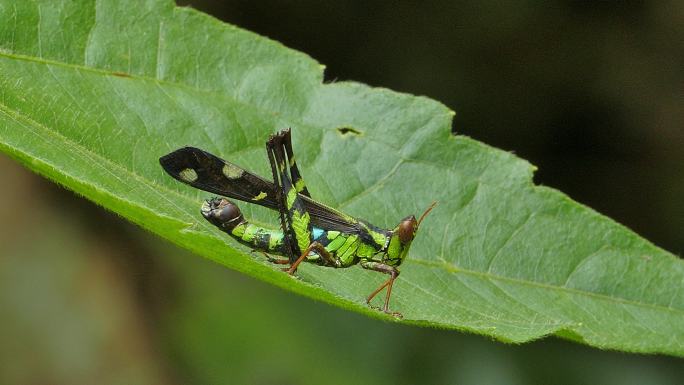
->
312, 227, 324, 240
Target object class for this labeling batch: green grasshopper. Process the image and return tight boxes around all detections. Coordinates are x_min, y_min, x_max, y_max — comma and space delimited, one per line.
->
159, 129, 435, 317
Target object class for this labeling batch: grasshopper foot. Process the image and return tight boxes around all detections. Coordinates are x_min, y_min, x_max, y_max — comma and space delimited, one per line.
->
387, 310, 403, 319
367, 303, 403, 319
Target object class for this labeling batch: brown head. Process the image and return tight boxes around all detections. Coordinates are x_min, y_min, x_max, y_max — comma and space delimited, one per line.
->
395, 215, 419, 244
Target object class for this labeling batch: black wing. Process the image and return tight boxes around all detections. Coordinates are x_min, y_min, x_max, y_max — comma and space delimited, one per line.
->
159, 147, 363, 234
160, 147, 279, 209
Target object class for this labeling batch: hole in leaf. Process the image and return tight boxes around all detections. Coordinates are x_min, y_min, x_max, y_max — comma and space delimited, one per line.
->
337, 127, 362, 136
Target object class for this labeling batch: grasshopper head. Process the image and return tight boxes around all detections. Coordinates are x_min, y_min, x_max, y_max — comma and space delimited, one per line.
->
201, 197, 244, 231
395, 215, 419, 245
385, 202, 437, 266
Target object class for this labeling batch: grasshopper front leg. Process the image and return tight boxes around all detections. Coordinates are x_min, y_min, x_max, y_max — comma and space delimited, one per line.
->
360, 261, 402, 318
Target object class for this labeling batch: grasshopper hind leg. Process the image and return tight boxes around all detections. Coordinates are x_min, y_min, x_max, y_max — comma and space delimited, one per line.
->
284, 241, 338, 274
266, 130, 345, 278
267, 129, 314, 262
280, 128, 311, 197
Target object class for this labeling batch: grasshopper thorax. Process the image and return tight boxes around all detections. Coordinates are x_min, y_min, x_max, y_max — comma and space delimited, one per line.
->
201, 197, 245, 231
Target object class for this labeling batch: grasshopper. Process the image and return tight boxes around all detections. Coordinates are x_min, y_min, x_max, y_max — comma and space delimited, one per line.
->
159, 129, 435, 317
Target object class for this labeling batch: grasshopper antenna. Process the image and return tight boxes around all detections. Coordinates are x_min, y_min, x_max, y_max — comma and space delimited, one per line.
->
417, 201, 437, 227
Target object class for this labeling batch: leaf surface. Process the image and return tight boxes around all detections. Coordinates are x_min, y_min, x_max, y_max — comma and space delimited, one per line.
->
0, 0, 682, 356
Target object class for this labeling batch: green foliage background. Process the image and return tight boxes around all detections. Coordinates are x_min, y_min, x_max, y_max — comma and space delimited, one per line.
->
1, 0, 683, 384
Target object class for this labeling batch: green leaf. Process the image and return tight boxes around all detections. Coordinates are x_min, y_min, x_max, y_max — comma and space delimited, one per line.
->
0, 0, 682, 356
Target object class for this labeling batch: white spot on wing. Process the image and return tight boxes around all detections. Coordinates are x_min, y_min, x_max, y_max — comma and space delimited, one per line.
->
222, 163, 244, 179
179, 168, 198, 182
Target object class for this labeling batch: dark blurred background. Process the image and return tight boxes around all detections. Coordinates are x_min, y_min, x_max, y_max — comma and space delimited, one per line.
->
1, 1, 682, 384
